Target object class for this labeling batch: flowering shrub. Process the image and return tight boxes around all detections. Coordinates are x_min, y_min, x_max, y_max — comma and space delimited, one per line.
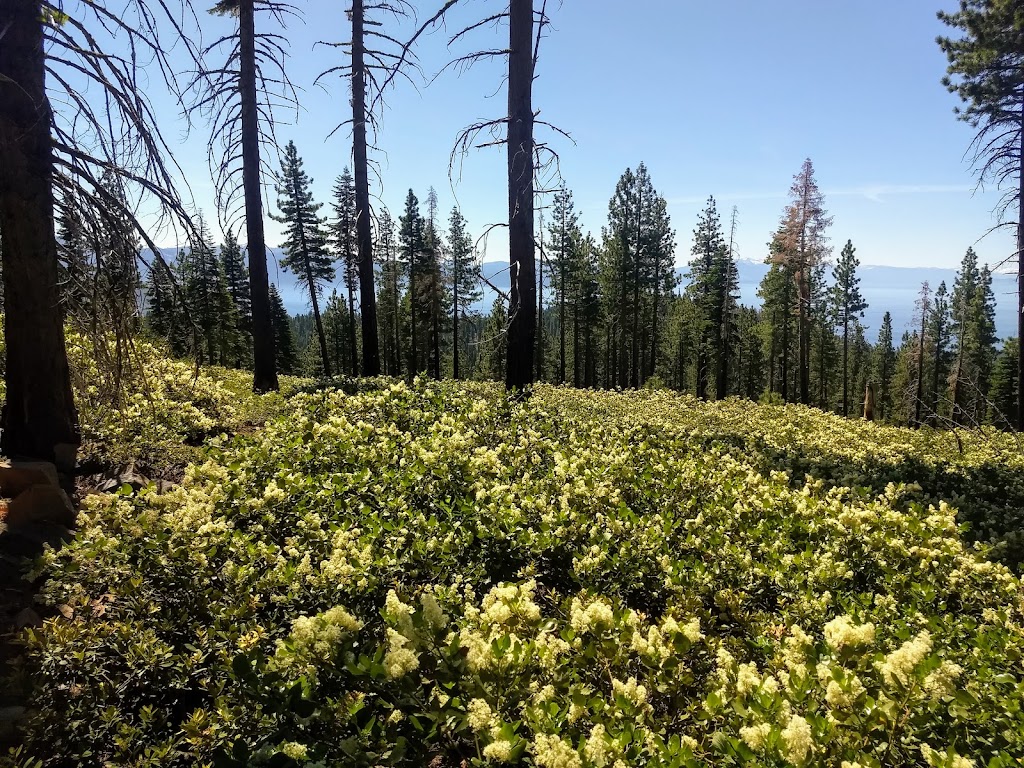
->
6, 380, 1024, 766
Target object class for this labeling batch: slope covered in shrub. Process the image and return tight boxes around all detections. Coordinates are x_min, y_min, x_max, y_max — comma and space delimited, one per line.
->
7, 381, 1024, 767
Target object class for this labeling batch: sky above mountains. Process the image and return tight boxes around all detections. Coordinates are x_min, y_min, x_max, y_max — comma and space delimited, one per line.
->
150, 1, 1016, 272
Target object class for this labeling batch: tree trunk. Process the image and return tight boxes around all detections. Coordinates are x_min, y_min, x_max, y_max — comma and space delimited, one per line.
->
430, 278, 440, 379
842, 315, 849, 417
392, 256, 401, 376
1017, 99, 1024, 430
453, 273, 460, 379
347, 273, 357, 375
308, 272, 330, 377
351, 0, 380, 376
239, 0, 278, 392
537, 226, 544, 381
409, 250, 417, 375
505, 0, 535, 392
572, 290, 580, 388
0, 0, 80, 465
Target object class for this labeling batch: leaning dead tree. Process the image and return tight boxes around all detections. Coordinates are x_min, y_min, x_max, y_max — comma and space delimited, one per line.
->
384, 0, 563, 392
192, 0, 301, 392
0, 0, 202, 465
317, 1, 420, 378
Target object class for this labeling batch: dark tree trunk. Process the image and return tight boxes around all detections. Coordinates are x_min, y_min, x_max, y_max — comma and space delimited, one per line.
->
505, 0, 535, 392
351, 0, 380, 376
716, 300, 728, 400
346, 272, 357, 375
651, 261, 661, 381
0, 0, 80, 465
240, 0, 278, 392
572, 292, 580, 388
842, 316, 849, 417
308, 272, 330, 377
537, 233, 544, 381
1018, 101, 1024, 430
453, 274, 460, 379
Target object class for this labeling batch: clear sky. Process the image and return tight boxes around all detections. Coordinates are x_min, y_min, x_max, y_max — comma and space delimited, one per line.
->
153, 0, 1015, 277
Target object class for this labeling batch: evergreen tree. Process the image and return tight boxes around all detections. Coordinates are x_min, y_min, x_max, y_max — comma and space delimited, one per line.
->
928, 281, 952, 423
716, 206, 741, 399
938, 0, 1024, 429
375, 208, 403, 376
220, 229, 252, 367
831, 239, 867, 416
269, 283, 297, 374
873, 312, 896, 421
186, 216, 228, 365
913, 282, 932, 427
777, 159, 832, 404
447, 207, 479, 379
991, 340, 1019, 429
482, 297, 508, 381
422, 188, 445, 380
330, 168, 359, 375
687, 197, 728, 399
547, 187, 580, 383
273, 140, 334, 377
399, 189, 425, 375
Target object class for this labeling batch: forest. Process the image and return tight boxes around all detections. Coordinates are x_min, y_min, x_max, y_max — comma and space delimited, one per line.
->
3, 0, 1024, 766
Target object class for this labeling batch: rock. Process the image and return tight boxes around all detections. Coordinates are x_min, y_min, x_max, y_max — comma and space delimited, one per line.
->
3, 484, 76, 528
0, 460, 59, 498
0, 521, 73, 558
98, 470, 150, 494
14, 607, 41, 629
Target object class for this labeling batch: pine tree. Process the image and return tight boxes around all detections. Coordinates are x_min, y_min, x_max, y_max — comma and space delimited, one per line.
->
547, 187, 580, 383
687, 197, 728, 400
269, 283, 297, 374
777, 159, 832, 404
483, 297, 508, 381
715, 206, 740, 399
991, 340, 1019, 429
928, 281, 952, 423
375, 209, 403, 376
447, 207, 479, 379
330, 168, 359, 375
399, 190, 425, 375
832, 239, 867, 416
913, 282, 932, 427
422, 188, 444, 380
273, 140, 334, 377
874, 312, 896, 421
938, 1, 1024, 429
220, 229, 252, 367
186, 216, 228, 365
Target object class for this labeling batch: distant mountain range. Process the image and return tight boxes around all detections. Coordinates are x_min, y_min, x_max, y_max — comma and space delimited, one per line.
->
147, 249, 1020, 342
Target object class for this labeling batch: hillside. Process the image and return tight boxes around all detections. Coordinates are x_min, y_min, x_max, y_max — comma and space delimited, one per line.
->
4, 353, 1024, 766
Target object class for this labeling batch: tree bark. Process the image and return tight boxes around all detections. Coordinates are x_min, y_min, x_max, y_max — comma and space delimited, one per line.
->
453, 271, 460, 379
505, 0, 535, 392
1017, 99, 1024, 430
842, 315, 849, 417
351, 0, 380, 376
630, 184, 642, 388
0, 0, 80, 465
240, 0, 278, 392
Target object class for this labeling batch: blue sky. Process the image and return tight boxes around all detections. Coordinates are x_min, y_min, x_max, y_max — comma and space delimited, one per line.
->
153, 0, 1014, 278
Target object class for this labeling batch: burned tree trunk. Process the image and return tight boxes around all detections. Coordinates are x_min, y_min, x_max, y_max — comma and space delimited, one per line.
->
351, 0, 380, 376
240, 0, 278, 392
505, 0, 536, 392
0, 0, 79, 465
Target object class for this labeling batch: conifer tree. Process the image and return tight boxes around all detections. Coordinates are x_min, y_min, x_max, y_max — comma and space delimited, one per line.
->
928, 281, 952, 422
220, 229, 252, 367
874, 312, 896, 421
273, 140, 334, 377
547, 188, 580, 383
715, 206, 740, 399
447, 207, 479, 379
422, 188, 445, 380
991, 340, 1019, 428
483, 297, 508, 381
186, 216, 228, 365
330, 168, 359, 375
687, 197, 728, 399
376, 209, 403, 376
399, 190, 425, 375
269, 283, 297, 374
913, 282, 932, 427
832, 239, 868, 416
938, 0, 1024, 429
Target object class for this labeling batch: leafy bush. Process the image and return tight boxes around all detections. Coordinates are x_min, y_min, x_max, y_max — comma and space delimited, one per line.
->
7, 381, 1024, 766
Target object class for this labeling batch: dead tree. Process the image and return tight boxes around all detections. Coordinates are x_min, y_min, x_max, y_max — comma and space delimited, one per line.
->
0, 0, 202, 465
383, 0, 564, 392
194, 0, 302, 392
